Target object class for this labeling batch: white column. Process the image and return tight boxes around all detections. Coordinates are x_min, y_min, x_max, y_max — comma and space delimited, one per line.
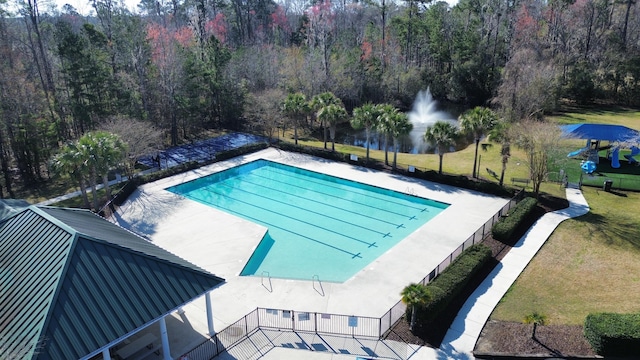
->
159, 317, 171, 360
102, 348, 111, 360
205, 292, 215, 336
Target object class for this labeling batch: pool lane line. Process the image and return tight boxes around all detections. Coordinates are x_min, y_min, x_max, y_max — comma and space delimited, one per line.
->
260, 166, 432, 212
201, 185, 383, 246
180, 193, 365, 259
244, 171, 427, 219
195, 186, 383, 249
222, 177, 406, 229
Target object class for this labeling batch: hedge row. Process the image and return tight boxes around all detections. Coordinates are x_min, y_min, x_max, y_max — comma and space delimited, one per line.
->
414, 244, 493, 323
491, 197, 538, 242
584, 313, 640, 356
273, 142, 514, 198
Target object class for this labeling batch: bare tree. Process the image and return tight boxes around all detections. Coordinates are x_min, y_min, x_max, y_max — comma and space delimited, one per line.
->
244, 89, 286, 143
100, 116, 163, 177
511, 119, 564, 196
493, 48, 560, 122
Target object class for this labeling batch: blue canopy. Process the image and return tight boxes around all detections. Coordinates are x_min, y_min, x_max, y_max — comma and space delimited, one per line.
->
561, 124, 640, 142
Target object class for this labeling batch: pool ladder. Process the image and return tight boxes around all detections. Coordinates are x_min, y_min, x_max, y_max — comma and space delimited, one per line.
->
312, 275, 324, 296
261, 271, 272, 292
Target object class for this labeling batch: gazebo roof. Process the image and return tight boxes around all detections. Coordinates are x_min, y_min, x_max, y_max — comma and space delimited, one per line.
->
0, 206, 224, 360
560, 123, 640, 142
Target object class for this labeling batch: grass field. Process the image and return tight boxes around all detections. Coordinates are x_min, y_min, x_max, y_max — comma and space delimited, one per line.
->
491, 187, 640, 324
491, 107, 640, 326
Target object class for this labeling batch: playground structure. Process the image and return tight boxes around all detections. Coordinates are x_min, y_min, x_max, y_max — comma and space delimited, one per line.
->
562, 124, 640, 172
623, 146, 640, 165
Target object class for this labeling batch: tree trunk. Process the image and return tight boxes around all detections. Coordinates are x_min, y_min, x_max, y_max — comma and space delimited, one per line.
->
0, 128, 14, 198
365, 127, 371, 161
438, 154, 444, 174
409, 305, 417, 331
102, 173, 112, 201
500, 159, 507, 186
473, 139, 480, 178
392, 137, 398, 170
78, 175, 91, 209
323, 120, 327, 149
89, 167, 99, 210
384, 134, 389, 165
330, 125, 336, 151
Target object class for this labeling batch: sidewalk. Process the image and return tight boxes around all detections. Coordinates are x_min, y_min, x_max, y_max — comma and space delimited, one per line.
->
439, 186, 590, 358
36, 168, 157, 206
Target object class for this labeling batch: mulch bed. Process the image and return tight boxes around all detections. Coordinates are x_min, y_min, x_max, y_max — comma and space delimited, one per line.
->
384, 194, 600, 358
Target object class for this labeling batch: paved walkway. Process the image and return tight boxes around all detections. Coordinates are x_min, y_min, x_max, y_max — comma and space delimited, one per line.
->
439, 185, 590, 358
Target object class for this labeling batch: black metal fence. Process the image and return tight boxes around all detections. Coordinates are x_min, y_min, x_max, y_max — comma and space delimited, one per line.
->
379, 189, 524, 338
181, 189, 525, 360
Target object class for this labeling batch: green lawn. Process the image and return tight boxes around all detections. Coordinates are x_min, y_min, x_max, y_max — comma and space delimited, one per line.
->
491, 187, 640, 324
492, 106, 640, 326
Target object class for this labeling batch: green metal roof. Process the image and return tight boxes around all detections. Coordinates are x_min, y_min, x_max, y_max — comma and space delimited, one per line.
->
0, 199, 31, 221
0, 206, 224, 360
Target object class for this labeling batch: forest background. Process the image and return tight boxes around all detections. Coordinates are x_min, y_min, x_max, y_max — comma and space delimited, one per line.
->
0, 0, 638, 198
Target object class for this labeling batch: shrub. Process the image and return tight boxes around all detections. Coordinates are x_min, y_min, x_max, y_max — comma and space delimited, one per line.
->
413, 244, 493, 322
491, 197, 538, 242
584, 313, 640, 356
273, 142, 514, 198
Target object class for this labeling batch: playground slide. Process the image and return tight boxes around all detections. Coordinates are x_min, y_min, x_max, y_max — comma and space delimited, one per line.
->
611, 148, 621, 168
568, 147, 588, 157
624, 146, 640, 164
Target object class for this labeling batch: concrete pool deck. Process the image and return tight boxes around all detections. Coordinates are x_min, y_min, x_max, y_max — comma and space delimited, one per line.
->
114, 148, 512, 358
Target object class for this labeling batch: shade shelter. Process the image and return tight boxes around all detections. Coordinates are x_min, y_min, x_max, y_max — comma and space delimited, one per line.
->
0, 205, 224, 360
561, 124, 640, 167
560, 123, 640, 142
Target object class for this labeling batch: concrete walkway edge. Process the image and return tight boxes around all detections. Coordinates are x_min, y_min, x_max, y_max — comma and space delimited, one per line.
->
438, 187, 590, 358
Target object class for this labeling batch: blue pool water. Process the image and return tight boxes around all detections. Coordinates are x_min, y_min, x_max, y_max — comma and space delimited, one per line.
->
167, 160, 449, 282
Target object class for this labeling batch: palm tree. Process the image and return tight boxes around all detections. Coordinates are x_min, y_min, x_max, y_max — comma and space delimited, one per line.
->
487, 119, 511, 186
51, 142, 91, 209
523, 312, 547, 340
76, 135, 99, 210
91, 131, 127, 202
282, 92, 310, 145
377, 104, 397, 166
311, 92, 342, 149
424, 121, 459, 174
385, 110, 412, 170
351, 103, 383, 161
459, 107, 498, 178
76, 132, 127, 210
317, 103, 347, 151
401, 283, 432, 332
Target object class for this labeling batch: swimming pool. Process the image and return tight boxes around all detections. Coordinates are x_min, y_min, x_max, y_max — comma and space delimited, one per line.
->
167, 160, 449, 282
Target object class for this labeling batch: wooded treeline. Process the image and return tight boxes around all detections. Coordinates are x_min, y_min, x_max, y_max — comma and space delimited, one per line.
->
0, 0, 638, 197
